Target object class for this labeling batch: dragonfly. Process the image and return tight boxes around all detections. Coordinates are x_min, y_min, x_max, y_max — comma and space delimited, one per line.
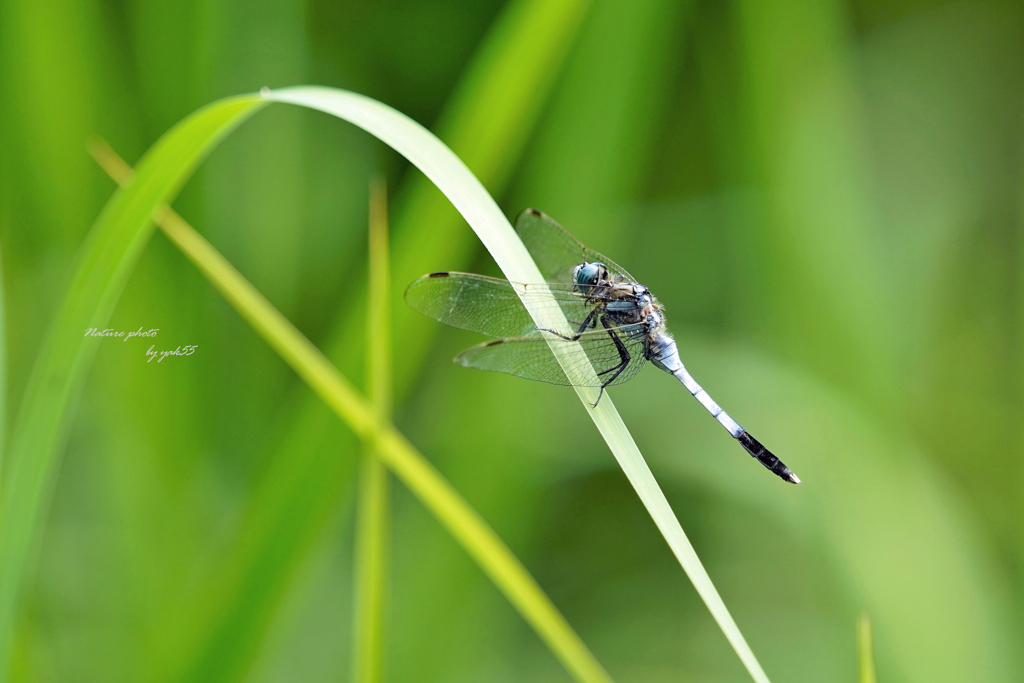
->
405, 208, 800, 484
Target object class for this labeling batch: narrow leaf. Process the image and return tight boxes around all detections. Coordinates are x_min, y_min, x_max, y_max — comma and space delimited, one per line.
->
351, 179, 392, 683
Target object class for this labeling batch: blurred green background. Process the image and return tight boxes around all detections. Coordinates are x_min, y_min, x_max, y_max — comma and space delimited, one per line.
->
1, 0, 1023, 681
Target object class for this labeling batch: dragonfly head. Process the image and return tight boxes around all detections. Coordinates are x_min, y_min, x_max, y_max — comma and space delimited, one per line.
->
572, 262, 608, 288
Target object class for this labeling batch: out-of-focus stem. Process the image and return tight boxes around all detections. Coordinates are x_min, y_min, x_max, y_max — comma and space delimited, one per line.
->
858, 613, 877, 683
351, 179, 392, 683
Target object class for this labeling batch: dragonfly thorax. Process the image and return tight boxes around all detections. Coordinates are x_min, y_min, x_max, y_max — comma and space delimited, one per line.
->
596, 281, 665, 341
635, 287, 666, 336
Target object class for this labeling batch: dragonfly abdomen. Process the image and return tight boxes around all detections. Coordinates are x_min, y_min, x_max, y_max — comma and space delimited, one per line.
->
648, 334, 800, 484
652, 337, 742, 436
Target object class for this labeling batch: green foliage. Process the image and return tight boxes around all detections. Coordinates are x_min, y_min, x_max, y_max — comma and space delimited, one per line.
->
1, 1, 1022, 682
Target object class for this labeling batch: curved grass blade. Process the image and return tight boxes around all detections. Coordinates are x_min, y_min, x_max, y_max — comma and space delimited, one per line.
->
0, 96, 266, 678
89, 140, 611, 683
351, 179, 391, 683
262, 85, 773, 683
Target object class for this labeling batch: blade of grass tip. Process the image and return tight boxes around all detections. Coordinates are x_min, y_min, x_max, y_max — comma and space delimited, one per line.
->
261, 85, 772, 683
351, 178, 391, 683
0, 97, 264, 680
858, 614, 877, 683
91, 139, 611, 683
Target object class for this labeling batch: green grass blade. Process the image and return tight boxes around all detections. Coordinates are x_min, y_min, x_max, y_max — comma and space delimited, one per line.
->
858, 614, 877, 683
150, 194, 612, 683
263, 85, 772, 683
0, 95, 265, 678
351, 179, 391, 683
366, 178, 392, 419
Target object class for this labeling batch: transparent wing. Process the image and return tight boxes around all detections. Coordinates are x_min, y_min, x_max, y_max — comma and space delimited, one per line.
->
514, 208, 635, 284
455, 324, 648, 388
405, 271, 616, 338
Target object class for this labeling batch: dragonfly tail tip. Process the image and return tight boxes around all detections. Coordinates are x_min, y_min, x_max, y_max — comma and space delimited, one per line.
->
737, 430, 801, 485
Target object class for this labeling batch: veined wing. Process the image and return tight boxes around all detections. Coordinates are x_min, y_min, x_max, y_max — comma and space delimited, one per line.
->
455, 324, 648, 388
405, 271, 618, 338
514, 208, 635, 284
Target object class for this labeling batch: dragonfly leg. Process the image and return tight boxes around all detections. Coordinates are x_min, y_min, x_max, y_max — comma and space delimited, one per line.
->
591, 318, 631, 407
537, 306, 599, 341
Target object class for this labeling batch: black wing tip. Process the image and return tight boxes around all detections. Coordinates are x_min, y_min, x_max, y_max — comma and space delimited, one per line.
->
427, 271, 450, 278
404, 272, 448, 303
736, 430, 801, 485
454, 339, 504, 366
515, 207, 548, 223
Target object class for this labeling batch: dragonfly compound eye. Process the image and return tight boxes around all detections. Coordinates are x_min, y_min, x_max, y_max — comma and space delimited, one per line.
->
573, 262, 605, 287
